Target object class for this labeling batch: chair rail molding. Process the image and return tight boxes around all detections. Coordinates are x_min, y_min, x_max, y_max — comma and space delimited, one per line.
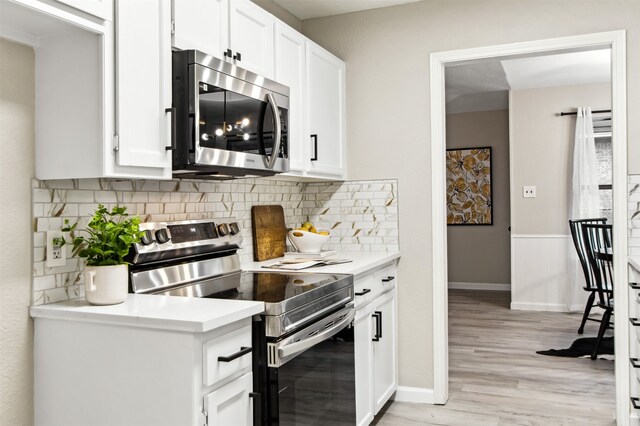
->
430, 30, 628, 423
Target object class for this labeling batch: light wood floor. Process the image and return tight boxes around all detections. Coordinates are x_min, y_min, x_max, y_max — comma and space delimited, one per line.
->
373, 290, 615, 426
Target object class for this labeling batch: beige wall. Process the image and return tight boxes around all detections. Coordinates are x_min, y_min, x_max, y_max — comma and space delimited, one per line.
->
302, 0, 639, 389
0, 38, 35, 425
250, 0, 302, 31
511, 83, 611, 234
446, 110, 510, 285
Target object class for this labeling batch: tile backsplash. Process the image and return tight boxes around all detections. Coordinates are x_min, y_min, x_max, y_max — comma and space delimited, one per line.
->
32, 177, 398, 305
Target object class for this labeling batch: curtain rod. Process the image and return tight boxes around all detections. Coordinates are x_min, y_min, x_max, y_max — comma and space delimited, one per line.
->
559, 109, 611, 116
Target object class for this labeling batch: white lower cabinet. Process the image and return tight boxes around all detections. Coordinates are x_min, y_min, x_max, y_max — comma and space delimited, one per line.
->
33, 317, 254, 426
204, 372, 253, 426
354, 263, 398, 425
372, 289, 398, 412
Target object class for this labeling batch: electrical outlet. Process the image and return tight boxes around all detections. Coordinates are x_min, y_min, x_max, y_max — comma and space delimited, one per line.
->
523, 186, 536, 198
46, 230, 66, 267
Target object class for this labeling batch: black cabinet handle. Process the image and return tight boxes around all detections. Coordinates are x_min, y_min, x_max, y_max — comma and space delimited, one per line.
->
310, 134, 318, 161
382, 276, 395, 282
631, 318, 640, 327
249, 392, 261, 425
631, 358, 640, 368
632, 397, 640, 410
631, 282, 640, 290
355, 288, 371, 296
372, 311, 383, 342
224, 48, 233, 58
233, 52, 242, 61
165, 107, 176, 151
218, 346, 252, 362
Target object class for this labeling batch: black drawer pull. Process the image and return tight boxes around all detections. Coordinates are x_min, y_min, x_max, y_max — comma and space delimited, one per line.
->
355, 288, 371, 296
631, 358, 640, 368
382, 278, 392, 282
630, 318, 640, 327
632, 397, 640, 410
218, 346, 252, 362
631, 282, 640, 290
249, 392, 261, 425
372, 311, 383, 342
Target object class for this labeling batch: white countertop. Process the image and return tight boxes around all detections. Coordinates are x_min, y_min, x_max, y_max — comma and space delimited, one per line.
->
30, 294, 264, 333
31, 251, 400, 332
242, 250, 401, 277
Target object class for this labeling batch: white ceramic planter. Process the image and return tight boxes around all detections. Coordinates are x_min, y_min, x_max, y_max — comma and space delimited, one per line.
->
84, 264, 128, 305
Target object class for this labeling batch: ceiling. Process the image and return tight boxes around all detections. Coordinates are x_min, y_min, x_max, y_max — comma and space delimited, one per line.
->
446, 49, 611, 114
273, 0, 421, 20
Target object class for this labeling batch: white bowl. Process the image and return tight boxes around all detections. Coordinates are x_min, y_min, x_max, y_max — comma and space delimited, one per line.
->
287, 229, 330, 253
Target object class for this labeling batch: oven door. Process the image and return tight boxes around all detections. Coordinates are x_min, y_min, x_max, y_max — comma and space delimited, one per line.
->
266, 305, 356, 425
190, 63, 289, 174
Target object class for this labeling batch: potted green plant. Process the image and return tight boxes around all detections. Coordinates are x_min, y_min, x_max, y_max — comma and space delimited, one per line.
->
62, 204, 142, 305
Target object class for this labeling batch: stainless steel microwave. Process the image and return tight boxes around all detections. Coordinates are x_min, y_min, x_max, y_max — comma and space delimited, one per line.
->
171, 50, 289, 179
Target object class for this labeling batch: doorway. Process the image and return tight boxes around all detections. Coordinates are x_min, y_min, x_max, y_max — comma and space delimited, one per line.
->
430, 31, 628, 424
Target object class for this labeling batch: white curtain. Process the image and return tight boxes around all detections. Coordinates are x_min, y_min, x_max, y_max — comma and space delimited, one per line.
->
567, 107, 601, 311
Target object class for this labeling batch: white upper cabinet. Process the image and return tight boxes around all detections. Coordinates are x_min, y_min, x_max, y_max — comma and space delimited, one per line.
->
56, 0, 113, 20
228, 0, 275, 79
114, 0, 172, 173
274, 22, 307, 173
306, 41, 347, 179
172, 0, 228, 58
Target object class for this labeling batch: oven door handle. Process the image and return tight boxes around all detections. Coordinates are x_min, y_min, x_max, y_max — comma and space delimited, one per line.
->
264, 93, 282, 170
278, 309, 355, 359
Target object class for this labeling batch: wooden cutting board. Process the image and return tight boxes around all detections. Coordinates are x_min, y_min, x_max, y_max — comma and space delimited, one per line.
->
251, 205, 288, 261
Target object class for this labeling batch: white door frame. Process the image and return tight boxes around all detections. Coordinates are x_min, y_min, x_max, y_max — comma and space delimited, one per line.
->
430, 30, 628, 423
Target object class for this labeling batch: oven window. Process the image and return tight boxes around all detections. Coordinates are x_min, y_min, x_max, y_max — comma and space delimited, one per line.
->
272, 326, 355, 425
197, 83, 287, 158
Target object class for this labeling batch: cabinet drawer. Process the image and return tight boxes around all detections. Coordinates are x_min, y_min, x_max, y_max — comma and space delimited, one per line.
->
374, 265, 397, 294
203, 325, 252, 387
354, 273, 376, 308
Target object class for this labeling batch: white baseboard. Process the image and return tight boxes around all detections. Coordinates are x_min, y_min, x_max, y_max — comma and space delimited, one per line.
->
510, 301, 584, 312
448, 282, 510, 291
393, 386, 434, 404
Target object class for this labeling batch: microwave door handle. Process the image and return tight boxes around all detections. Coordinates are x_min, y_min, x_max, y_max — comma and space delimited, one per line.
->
264, 93, 282, 169
278, 309, 355, 360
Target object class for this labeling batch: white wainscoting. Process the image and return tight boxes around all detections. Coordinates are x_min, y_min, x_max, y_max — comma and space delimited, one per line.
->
448, 282, 511, 291
510, 234, 586, 312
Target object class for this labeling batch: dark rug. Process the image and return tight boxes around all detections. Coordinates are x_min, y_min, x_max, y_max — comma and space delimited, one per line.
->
536, 336, 614, 358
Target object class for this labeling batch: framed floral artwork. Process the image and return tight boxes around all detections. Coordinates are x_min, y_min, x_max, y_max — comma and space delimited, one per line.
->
446, 147, 493, 225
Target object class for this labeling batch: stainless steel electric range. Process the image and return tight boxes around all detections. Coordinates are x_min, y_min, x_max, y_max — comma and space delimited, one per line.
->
128, 218, 356, 426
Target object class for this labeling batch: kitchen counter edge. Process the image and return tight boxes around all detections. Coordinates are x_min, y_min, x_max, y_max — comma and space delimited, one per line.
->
242, 250, 401, 277
30, 295, 265, 333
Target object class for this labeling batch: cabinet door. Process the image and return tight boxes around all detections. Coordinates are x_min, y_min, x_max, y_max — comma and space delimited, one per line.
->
306, 42, 346, 178
229, 0, 274, 79
56, 0, 113, 20
173, 0, 228, 57
204, 372, 253, 426
354, 306, 375, 426
274, 22, 307, 173
115, 0, 172, 170
372, 289, 398, 413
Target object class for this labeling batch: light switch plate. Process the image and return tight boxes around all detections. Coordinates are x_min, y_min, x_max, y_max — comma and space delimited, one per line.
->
46, 230, 66, 267
523, 186, 536, 198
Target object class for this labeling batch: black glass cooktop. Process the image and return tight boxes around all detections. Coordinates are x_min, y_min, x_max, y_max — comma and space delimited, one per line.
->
154, 271, 353, 315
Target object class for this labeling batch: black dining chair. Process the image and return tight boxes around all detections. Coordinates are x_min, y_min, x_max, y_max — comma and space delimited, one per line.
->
569, 218, 608, 334
581, 223, 614, 360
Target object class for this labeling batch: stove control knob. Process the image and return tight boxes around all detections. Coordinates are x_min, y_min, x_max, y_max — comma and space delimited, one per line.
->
217, 223, 230, 237
140, 229, 155, 245
229, 222, 240, 235
155, 228, 171, 244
